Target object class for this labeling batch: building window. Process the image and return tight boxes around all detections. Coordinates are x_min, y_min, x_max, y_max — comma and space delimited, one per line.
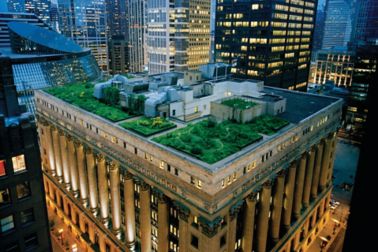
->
0, 188, 10, 207
197, 180, 202, 189
12, 154, 26, 173
167, 164, 171, 172
190, 176, 195, 185
134, 147, 138, 155
24, 233, 38, 250
174, 168, 179, 176
0, 159, 6, 177
20, 208, 35, 225
172, 109, 176, 116
16, 181, 31, 199
160, 161, 165, 169
0, 215, 15, 233
191, 234, 199, 249
220, 235, 226, 248
5, 242, 19, 252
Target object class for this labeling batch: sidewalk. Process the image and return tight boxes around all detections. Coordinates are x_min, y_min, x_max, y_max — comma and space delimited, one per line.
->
47, 201, 88, 252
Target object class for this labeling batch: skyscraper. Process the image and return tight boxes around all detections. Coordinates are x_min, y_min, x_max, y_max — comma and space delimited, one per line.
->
58, 0, 109, 72
215, 0, 317, 91
7, 0, 51, 25
311, 7, 325, 61
351, 0, 378, 45
322, 0, 352, 49
147, 0, 211, 74
105, 0, 129, 74
35, 65, 342, 251
128, 0, 147, 73
0, 55, 51, 252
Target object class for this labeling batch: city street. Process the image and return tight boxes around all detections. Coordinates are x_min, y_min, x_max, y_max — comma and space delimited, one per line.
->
307, 138, 359, 252
47, 200, 87, 252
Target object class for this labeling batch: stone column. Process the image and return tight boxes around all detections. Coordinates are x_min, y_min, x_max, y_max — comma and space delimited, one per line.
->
67, 136, 79, 197
177, 205, 190, 252
124, 173, 136, 250
97, 154, 109, 225
48, 181, 55, 201
318, 198, 325, 218
75, 141, 88, 206
86, 148, 98, 215
140, 182, 151, 252
293, 154, 307, 219
256, 182, 272, 252
303, 149, 316, 208
271, 172, 285, 242
242, 194, 257, 252
59, 131, 71, 190
158, 195, 169, 252
283, 162, 297, 229
319, 138, 332, 191
228, 205, 240, 252
46, 124, 56, 176
110, 161, 122, 235
51, 126, 63, 182
326, 134, 337, 186
311, 142, 324, 199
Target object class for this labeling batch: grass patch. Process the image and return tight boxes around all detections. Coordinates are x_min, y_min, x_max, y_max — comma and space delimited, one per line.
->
153, 115, 289, 164
120, 117, 176, 136
221, 98, 257, 110
46, 83, 131, 122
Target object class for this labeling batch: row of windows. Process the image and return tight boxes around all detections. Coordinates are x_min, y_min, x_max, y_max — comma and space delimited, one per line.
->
0, 181, 31, 207
0, 154, 27, 178
0, 208, 35, 234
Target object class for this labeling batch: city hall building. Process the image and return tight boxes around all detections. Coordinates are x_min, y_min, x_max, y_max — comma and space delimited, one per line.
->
35, 69, 342, 252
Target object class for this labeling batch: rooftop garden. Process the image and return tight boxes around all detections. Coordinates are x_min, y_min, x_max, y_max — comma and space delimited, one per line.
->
221, 98, 258, 110
46, 83, 132, 122
153, 115, 289, 164
120, 117, 176, 137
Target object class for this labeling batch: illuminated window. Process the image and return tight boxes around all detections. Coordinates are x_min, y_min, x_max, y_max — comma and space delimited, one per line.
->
0, 188, 10, 206
20, 208, 34, 225
197, 179, 202, 189
16, 181, 31, 199
0, 215, 15, 233
0, 160, 6, 177
251, 4, 259, 10
160, 161, 165, 169
221, 179, 225, 188
12, 154, 26, 173
194, 106, 199, 113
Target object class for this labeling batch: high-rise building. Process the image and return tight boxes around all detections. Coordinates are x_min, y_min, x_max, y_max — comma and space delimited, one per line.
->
58, 0, 109, 72
109, 36, 129, 74
7, 0, 51, 25
0, 13, 101, 114
0, 55, 51, 252
311, 7, 325, 61
312, 48, 354, 87
351, 0, 378, 45
105, 0, 128, 75
147, 0, 211, 74
50, 3, 59, 31
35, 64, 342, 252
215, 0, 317, 91
127, 0, 147, 73
322, 0, 352, 49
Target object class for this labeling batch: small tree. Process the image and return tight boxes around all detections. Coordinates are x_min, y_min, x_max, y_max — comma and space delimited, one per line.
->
103, 86, 119, 106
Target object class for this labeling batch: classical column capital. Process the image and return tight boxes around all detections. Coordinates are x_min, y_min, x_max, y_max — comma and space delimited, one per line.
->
140, 181, 150, 191
173, 201, 190, 222
263, 179, 272, 188
50, 125, 57, 131
73, 140, 83, 148
85, 146, 93, 154
110, 160, 120, 171
229, 200, 244, 220
199, 216, 222, 238
124, 171, 134, 180
96, 153, 105, 162
277, 169, 286, 177
66, 134, 74, 142
247, 192, 258, 202
58, 128, 65, 136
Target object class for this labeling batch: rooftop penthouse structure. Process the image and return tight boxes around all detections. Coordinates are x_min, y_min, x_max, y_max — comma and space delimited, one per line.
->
35, 63, 342, 252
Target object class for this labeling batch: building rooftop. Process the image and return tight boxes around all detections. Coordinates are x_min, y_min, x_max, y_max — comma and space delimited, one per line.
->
8, 22, 84, 54
42, 68, 341, 170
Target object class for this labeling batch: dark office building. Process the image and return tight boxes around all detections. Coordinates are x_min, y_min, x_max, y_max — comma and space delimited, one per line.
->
343, 44, 377, 143
0, 56, 51, 251
215, 0, 317, 91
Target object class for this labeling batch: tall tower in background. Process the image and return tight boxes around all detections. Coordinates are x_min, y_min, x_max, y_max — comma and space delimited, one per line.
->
7, 0, 51, 25
322, 0, 352, 49
215, 0, 317, 91
147, 0, 211, 74
106, 0, 129, 74
351, 0, 378, 45
58, 0, 109, 72
128, 0, 147, 73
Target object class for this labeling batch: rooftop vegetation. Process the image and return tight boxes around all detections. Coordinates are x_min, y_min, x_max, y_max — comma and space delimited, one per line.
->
221, 98, 258, 110
46, 83, 132, 122
120, 117, 176, 137
153, 115, 288, 164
